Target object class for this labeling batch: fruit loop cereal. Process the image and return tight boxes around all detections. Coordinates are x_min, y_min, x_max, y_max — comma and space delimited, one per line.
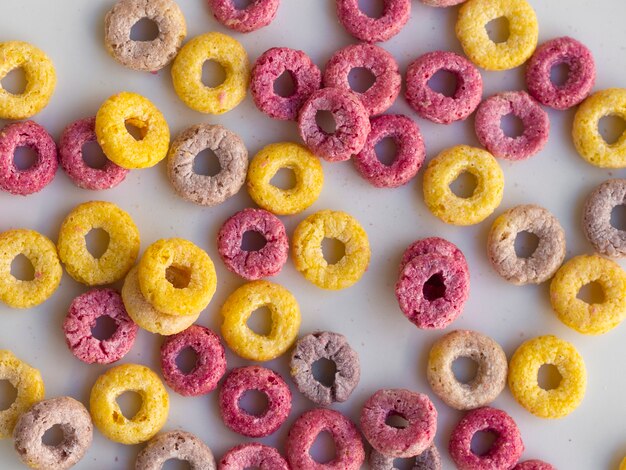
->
405, 51, 483, 124
89, 363, 169, 445
221, 280, 301, 361
508, 335, 586, 419
104, 0, 186, 72
323, 43, 401, 116
550, 254, 626, 335
171, 32, 250, 114
353, 114, 425, 188
0, 229, 62, 308
513, 460, 556, 470
335, 0, 410, 43
0, 350, 44, 438
136, 431, 216, 470
0, 120, 57, 196
219, 443, 289, 470
57, 201, 140, 286
292, 210, 371, 290
0, 41, 56, 119
251, 47, 321, 121
423, 145, 504, 225
583, 179, 626, 257
208, 0, 279, 33
138, 238, 217, 317
95, 91, 170, 169
247, 142, 323, 215
369, 445, 441, 470
422, 0, 466, 6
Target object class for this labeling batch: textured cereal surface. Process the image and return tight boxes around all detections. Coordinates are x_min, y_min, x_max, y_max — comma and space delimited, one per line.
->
135, 430, 216, 470
208, 0, 279, 33
369, 445, 442, 470
582, 179, 626, 257
219, 442, 289, 470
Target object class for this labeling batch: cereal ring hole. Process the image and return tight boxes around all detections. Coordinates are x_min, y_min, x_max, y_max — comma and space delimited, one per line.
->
81, 141, 108, 170
162, 459, 192, 470
374, 137, 398, 166
0, 379, 17, 410
500, 113, 525, 139
316, 110, 338, 134
165, 265, 192, 289
0, 66, 26, 95
312, 357, 337, 387
357, 0, 385, 19
202, 60, 227, 88
124, 119, 147, 141
175, 346, 199, 375
470, 430, 497, 456
10, 254, 35, 281
576, 281, 606, 304
610, 204, 626, 231
273, 70, 297, 98
348, 67, 376, 93
270, 167, 297, 190
238, 389, 269, 417
485, 16, 510, 44
385, 411, 409, 429
192, 148, 222, 177
322, 238, 346, 265
241, 230, 268, 252
427, 69, 459, 98
42, 423, 66, 447
85, 228, 110, 259
116, 390, 143, 420
449, 171, 478, 199
514, 231, 540, 258
537, 363, 562, 391
451, 356, 479, 384
392, 458, 415, 470
598, 115, 626, 145
13, 146, 38, 171
246, 306, 273, 336
309, 430, 338, 464
130, 17, 160, 42
232, 0, 254, 9
423, 272, 446, 301
550, 62, 571, 88
91, 314, 118, 341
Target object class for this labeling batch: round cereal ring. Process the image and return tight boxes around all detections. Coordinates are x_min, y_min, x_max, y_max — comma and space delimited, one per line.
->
0, 229, 62, 308
251, 47, 321, 120
550, 254, 626, 335
361, 389, 437, 458
104, 0, 186, 72
526, 37, 595, 110
217, 208, 288, 280
247, 142, 323, 215
0, 120, 57, 196
95, 92, 170, 169
292, 210, 371, 290
0, 350, 44, 438
513, 460, 556, 470
167, 124, 248, 206
449, 407, 524, 470
475, 91, 550, 161
219, 443, 289, 470
208, 0, 279, 33
59, 117, 128, 191
122, 266, 200, 335
353, 114, 425, 188
298, 87, 370, 162
13, 396, 92, 470
369, 445, 442, 470
335, 0, 411, 43
219, 366, 291, 438
621, 458, 626, 470
405, 51, 483, 124
139, 238, 217, 317
57, 201, 140, 286
423, 145, 504, 226
427, 330, 507, 410
160, 325, 226, 396
0, 41, 56, 119
583, 179, 626, 257
171, 32, 250, 114
290, 331, 360, 406
488, 205, 566, 284
508, 335, 586, 419
456, 0, 538, 71
63, 289, 138, 364
221, 280, 300, 361
136, 430, 216, 470
572, 88, 626, 168
400, 237, 466, 273
323, 43, 401, 116
421, 0, 466, 6
286, 408, 364, 470
89, 363, 169, 445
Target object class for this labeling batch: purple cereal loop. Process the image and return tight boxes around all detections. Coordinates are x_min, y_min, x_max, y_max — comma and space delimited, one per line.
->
251, 47, 321, 121
335, 0, 411, 43
286, 408, 365, 470
0, 120, 57, 195
323, 43, 401, 116
63, 288, 138, 364
405, 51, 483, 124
218, 366, 291, 438
400, 237, 467, 273
353, 114, 425, 188
298, 87, 371, 162
526, 37, 596, 110
59, 117, 128, 190
217, 208, 289, 280
513, 460, 556, 470
421, 0, 466, 6
369, 445, 442, 470
449, 407, 524, 470
475, 91, 550, 161
160, 325, 227, 397
219, 443, 289, 470
208, 0, 279, 33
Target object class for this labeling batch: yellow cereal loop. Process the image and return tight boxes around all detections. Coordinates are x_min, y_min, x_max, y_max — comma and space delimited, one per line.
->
456, 0, 538, 71
572, 89, 626, 168
0, 41, 56, 119
122, 267, 199, 336
57, 201, 140, 286
89, 363, 168, 445
247, 142, 324, 215
221, 280, 301, 361
549, 254, 626, 335
423, 145, 504, 226
95, 91, 170, 169
138, 238, 216, 317
292, 210, 371, 290
171, 32, 249, 114
620, 457, 626, 470
508, 335, 586, 419
0, 229, 62, 308
0, 350, 44, 438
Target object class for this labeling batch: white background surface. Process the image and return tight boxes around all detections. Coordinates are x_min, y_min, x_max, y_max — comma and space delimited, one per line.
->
0, 0, 625, 468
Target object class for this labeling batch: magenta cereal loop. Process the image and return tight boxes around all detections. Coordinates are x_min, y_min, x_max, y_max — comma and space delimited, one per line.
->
335, 0, 411, 43
219, 443, 289, 470
208, 0, 280, 33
